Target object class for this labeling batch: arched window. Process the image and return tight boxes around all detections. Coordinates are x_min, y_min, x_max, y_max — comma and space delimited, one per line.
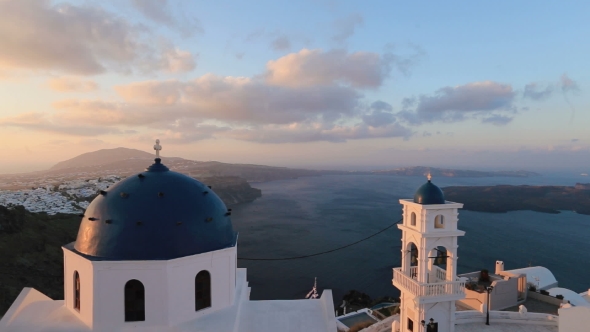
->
124, 280, 145, 322
435, 215, 445, 229
195, 271, 211, 311
410, 212, 416, 226
74, 271, 80, 312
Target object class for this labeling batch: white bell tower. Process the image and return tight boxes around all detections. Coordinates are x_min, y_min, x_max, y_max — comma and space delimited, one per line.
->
392, 176, 465, 332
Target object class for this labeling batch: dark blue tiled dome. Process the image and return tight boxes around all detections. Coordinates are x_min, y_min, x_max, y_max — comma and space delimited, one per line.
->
73, 158, 237, 260
413, 179, 445, 205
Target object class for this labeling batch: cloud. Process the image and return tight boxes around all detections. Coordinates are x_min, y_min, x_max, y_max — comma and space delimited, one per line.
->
0, 112, 132, 136
51, 99, 191, 126
5, 48, 413, 143
523, 83, 553, 100
226, 122, 411, 144
362, 101, 396, 127
270, 36, 291, 51
159, 48, 197, 73
155, 120, 230, 143
571, 138, 579, 142
399, 81, 515, 125
0, 0, 196, 75
47, 77, 98, 92
561, 74, 580, 93
112, 73, 362, 125
265, 49, 392, 88
481, 114, 513, 126
383, 43, 427, 76
332, 13, 363, 43
131, 0, 174, 25
115, 80, 183, 105
560, 74, 580, 123
130, 0, 204, 37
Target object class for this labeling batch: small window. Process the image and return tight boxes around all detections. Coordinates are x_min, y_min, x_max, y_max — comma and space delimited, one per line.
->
125, 280, 145, 322
435, 215, 445, 229
74, 271, 80, 312
410, 212, 416, 226
407, 318, 414, 331
195, 271, 211, 311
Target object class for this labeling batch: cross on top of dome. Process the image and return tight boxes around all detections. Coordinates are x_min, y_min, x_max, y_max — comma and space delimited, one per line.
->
154, 139, 162, 158
427, 173, 432, 182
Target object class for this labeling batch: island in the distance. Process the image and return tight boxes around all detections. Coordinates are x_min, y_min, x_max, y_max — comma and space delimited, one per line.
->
443, 184, 590, 215
372, 166, 539, 178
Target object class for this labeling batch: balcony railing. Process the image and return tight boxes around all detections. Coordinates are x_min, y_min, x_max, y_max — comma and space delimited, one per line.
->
434, 265, 447, 282
392, 268, 465, 300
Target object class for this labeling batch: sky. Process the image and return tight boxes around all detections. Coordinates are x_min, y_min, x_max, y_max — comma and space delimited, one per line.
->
0, 0, 588, 173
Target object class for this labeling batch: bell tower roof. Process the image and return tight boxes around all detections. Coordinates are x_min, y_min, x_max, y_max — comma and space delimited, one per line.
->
413, 175, 445, 205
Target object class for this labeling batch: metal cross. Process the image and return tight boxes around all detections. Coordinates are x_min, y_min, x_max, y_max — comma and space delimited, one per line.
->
427, 173, 432, 181
154, 139, 162, 158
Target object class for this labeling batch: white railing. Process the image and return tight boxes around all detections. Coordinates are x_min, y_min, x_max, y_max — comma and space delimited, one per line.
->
434, 265, 447, 282
392, 268, 465, 298
410, 266, 418, 279
393, 268, 420, 295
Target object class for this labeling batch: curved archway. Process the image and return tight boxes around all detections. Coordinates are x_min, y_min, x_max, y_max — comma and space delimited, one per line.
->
195, 270, 211, 311
410, 212, 417, 226
73, 271, 80, 312
434, 215, 445, 229
429, 246, 449, 281
124, 279, 145, 322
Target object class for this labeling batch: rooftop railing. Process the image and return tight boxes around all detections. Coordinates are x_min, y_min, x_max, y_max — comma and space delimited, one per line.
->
392, 268, 465, 299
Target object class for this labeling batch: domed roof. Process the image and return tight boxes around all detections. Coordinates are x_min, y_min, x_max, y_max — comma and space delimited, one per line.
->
413, 177, 445, 205
73, 158, 237, 260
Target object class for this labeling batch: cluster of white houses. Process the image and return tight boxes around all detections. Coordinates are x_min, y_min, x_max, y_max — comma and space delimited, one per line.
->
1, 143, 589, 332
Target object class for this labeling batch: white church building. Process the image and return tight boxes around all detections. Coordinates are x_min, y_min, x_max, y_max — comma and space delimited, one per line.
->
0, 142, 337, 332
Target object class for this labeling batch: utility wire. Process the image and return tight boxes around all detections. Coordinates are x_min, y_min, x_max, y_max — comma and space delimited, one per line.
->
238, 218, 403, 261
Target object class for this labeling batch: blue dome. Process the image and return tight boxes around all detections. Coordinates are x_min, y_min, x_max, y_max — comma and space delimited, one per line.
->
73, 159, 237, 260
413, 180, 445, 205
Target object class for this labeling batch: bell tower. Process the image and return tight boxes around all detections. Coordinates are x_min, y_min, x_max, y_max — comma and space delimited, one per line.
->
393, 176, 465, 332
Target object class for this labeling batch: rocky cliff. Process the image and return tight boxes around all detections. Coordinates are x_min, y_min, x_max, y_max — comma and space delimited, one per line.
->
201, 176, 262, 206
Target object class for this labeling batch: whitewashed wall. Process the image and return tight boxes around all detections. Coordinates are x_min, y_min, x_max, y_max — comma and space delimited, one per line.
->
559, 306, 590, 332
62, 246, 237, 331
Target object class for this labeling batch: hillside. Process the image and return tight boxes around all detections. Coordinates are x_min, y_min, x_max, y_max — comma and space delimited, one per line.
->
0, 206, 80, 315
444, 185, 590, 215
49, 147, 156, 170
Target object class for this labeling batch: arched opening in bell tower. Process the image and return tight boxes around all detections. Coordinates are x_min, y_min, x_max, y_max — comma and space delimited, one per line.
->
428, 246, 449, 282
404, 242, 419, 279
434, 214, 445, 229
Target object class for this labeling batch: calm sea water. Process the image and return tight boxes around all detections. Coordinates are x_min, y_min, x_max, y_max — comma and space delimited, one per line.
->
231, 174, 590, 304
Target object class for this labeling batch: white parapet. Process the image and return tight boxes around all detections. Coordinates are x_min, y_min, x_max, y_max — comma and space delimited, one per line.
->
392, 268, 465, 304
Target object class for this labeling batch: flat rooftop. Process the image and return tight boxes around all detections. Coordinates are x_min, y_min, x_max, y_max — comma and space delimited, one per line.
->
503, 298, 560, 315
456, 323, 557, 332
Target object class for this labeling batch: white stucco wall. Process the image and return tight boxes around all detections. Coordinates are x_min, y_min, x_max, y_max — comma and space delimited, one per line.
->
166, 246, 236, 326
61, 246, 237, 331
558, 306, 590, 332
63, 248, 95, 328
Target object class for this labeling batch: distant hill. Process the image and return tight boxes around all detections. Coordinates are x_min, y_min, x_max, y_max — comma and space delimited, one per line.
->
444, 185, 590, 215
372, 166, 540, 178
50, 147, 156, 170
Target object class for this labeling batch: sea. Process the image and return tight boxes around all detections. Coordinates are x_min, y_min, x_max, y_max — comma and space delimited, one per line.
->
231, 174, 590, 304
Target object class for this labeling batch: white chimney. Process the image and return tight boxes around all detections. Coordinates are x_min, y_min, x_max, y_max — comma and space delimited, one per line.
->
495, 260, 504, 274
